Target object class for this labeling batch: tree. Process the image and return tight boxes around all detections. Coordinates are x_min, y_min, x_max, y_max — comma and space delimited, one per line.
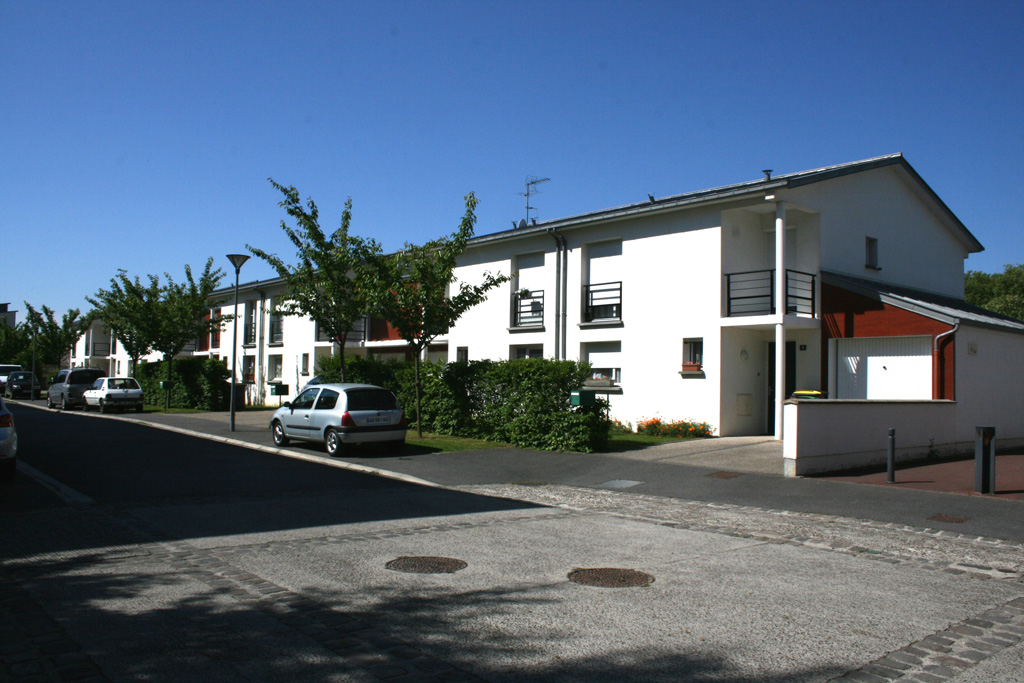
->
150, 259, 226, 408
247, 179, 381, 382
965, 264, 1024, 322
367, 192, 509, 436
0, 318, 31, 367
87, 271, 162, 376
23, 303, 88, 369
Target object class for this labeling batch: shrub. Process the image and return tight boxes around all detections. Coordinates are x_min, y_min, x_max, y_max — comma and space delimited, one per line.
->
136, 358, 232, 410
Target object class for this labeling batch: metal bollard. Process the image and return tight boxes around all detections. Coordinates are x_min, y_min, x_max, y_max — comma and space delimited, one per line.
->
887, 428, 896, 483
975, 426, 996, 494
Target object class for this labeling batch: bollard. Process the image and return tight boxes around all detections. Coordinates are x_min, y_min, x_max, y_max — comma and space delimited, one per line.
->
975, 426, 996, 494
887, 428, 896, 483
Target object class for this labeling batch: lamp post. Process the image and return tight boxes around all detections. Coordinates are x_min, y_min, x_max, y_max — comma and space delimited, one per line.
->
227, 253, 250, 431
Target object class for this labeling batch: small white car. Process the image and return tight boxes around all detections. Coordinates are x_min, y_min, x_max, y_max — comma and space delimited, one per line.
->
0, 396, 17, 482
83, 377, 145, 413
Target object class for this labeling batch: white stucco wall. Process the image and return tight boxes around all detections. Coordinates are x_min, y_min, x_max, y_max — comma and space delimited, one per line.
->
954, 324, 1024, 440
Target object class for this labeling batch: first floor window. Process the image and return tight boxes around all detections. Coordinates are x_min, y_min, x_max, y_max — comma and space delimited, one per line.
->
456, 347, 469, 363
582, 341, 621, 385
511, 344, 543, 360
301, 353, 310, 375
268, 354, 283, 382
242, 356, 255, 383
683, 338, 703, 371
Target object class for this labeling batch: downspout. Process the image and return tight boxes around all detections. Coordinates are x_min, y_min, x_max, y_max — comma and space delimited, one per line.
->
931, 323, 958, 400
774, 201, 786, 440
559, 232, 569, 360
548, 229, 561, 359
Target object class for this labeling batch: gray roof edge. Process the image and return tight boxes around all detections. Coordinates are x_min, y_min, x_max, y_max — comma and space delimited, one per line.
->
822, 270, 1024, 334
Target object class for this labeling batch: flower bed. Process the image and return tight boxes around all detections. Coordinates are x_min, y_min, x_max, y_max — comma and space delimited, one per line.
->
636, 416, 714, 438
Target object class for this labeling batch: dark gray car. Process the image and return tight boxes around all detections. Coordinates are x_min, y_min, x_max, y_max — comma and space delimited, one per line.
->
48, 368, 105, 410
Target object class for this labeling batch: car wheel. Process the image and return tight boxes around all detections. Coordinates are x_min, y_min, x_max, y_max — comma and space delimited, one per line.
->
60, 394, 68, 411
99, 399, 108, 414
272, 421, 289, 447
47, 394, 55, 409
325, 428, 343, 456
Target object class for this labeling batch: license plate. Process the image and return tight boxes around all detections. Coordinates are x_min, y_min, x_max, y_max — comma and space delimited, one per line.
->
367, 416, 391, 425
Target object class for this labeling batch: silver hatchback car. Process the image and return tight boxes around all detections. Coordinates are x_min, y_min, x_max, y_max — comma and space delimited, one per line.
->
269, 383, 406, 455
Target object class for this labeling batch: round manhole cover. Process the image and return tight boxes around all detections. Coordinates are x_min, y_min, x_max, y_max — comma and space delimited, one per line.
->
568, 568, 655, 588
385, 556, 467, 574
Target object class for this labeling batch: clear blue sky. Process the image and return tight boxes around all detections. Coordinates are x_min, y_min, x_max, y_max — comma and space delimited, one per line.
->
2, 0, 1022, 320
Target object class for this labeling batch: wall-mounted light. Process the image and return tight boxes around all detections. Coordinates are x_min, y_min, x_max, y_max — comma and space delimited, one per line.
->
740, 349, 749, 362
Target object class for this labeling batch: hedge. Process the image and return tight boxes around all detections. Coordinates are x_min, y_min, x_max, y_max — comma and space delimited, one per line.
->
316, 355, 609, 452
136, 357, 232, 410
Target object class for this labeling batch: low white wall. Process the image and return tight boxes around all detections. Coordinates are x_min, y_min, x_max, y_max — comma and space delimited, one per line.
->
782, 399, 1024, 476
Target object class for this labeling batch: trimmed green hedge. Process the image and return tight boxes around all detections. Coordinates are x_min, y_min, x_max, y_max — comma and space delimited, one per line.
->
136, 358, 232, 410
316, 355, 609, 452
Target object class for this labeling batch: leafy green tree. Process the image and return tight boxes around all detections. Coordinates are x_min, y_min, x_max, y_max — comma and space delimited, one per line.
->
151, 259, 226, 408
366, 192, 509, 436
0, 317, 31, 366
965, 264, 1024, 321
87, 271, 162, 376
247, 179, 382, 382
23, 303, 88, 369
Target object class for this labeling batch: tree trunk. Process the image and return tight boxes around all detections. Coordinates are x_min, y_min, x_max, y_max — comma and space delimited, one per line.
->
336, 333, 348, 383
165, 356, 173, 410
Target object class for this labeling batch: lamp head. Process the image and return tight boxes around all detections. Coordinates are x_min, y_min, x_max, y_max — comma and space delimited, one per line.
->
227, 253, 250, 271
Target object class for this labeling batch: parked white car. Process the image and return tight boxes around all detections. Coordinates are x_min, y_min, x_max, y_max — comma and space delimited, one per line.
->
83, 377, 145, 413
0, 396, 17, 481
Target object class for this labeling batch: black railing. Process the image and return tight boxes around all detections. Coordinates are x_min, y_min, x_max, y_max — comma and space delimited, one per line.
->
316, 318, 366, 343
91, 342, 111, 357
583, 282, 622, 322
512, 290, 544, 327
243, 323, 256, 346
725, 269, 816, 317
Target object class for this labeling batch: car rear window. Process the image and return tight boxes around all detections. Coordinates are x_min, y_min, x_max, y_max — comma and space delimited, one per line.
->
109, 378, 140, 390
345, 388, 398, 411
69, 370, 104, 384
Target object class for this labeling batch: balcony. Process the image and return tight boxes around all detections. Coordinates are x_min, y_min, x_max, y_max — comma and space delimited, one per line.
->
583, 282, 622, 323
512, 290, 544, 327
91, 342, 111, 357
725, 269, 816, 317
243, 323, 256, 346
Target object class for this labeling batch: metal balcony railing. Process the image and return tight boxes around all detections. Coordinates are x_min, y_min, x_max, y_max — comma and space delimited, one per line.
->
91, 342, 111, 357
725, 269, 816, 317
583, 282, 622, 322
512, 290, 544, 327
243, 323, 256, 346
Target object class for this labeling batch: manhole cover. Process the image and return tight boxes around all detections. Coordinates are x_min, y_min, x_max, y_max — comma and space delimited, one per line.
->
928, 514, 970, 524
385, 556, 467, 574
707, 471, 741, 479
568, 568, 655, 588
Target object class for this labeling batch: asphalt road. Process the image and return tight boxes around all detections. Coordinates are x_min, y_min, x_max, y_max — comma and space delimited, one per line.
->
3, 403, 1024, 682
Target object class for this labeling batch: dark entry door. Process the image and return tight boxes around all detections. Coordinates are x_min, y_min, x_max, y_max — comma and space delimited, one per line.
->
766, 341, 796, 435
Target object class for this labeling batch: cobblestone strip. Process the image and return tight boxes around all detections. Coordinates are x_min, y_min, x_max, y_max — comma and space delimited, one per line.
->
154, 539, 486, 683
831, 596, 1024, 682
0, 573, 109, 682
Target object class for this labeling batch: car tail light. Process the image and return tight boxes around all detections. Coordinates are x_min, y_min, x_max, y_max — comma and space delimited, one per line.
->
0, 414, 12, 428
398, 410, 406, 427
341, 411, 355, 427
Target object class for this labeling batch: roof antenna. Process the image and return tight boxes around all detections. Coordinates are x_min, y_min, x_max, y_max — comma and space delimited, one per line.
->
762, 169, 773, 181
517, 176, 550, 225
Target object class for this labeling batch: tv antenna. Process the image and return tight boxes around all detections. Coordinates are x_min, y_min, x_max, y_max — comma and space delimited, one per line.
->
517, 176, 550, 226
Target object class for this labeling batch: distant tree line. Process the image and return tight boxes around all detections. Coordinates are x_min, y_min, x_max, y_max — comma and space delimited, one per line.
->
965, 264, 1024, 322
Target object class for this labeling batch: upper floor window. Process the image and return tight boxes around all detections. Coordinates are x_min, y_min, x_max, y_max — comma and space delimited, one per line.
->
210, 308, 221, 349
268, 299, 284, 345
243, 301, 257, 346
512, 252, 546, 328
583, 240, 623, 324
865, 237, 880, 270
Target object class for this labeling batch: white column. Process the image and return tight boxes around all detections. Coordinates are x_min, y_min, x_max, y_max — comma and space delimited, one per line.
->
774, 201, 786, 440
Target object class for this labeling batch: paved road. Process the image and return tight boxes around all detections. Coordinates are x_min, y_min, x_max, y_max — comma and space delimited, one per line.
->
3, 402, 1024, 682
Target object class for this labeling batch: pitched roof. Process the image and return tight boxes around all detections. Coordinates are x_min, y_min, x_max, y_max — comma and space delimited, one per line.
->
471, 153, 983, 252
823, 270, 1024, 334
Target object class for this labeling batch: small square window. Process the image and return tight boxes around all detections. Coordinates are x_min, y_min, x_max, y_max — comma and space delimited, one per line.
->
457, 347, 469, 363
301, 353, 310, 375
683, 338, 703, 372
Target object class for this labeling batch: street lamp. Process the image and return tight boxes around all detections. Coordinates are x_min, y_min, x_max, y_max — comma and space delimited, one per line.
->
227, 253, 250, 431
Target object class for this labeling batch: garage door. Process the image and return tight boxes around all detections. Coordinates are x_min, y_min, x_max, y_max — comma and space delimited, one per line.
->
835, 336, 931, 399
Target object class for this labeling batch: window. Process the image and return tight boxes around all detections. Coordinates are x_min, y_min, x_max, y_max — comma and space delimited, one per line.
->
582, 341, 621, 386
511, 344, 543, 360
865, 237, 880, 270
268, 298, 284, 345
243, 302, 257, 346
683, 338, 703, 372
291, 387, 318, 410
242, 356, 255, 383
268, 354, 283, 382
512, 252, 545, 327
301, 353, 310, 375
314, 389, 339, 410
210, 308, 221, 349
583, 240, 623, 323
456, 347, 469, 363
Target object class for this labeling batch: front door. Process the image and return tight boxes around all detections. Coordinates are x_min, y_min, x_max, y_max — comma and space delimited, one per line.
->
766, 341, 796, 435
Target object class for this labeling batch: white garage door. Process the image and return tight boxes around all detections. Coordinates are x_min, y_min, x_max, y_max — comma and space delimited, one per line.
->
836, 336, 932, 399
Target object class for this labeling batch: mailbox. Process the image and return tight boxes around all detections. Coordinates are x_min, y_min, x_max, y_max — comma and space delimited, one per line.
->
570, 390, 597, 407
269, 384, 289, 396
159, 381, 174, 390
